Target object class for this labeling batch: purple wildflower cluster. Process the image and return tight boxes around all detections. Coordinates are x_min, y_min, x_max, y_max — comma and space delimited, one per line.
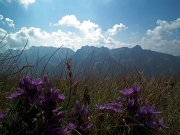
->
0, 75, 168, 134
69, 101, 93, 135
0, 75, 72, 135
97, 85, 168, 134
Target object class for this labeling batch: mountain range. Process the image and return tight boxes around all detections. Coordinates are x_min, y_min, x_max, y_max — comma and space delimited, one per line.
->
2, 45, 180, 77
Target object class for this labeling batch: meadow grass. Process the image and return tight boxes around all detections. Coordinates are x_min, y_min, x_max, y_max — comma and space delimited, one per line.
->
0, 40, 180, 134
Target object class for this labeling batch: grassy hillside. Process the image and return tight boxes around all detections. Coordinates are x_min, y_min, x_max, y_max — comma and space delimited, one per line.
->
0, 43, 180, 134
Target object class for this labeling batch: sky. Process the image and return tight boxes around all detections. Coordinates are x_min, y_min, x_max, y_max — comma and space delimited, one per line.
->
0, 0, 180, 56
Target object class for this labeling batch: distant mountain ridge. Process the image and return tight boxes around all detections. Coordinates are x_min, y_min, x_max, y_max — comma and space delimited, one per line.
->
2, 45, 180, 76
71, 45, 180, 76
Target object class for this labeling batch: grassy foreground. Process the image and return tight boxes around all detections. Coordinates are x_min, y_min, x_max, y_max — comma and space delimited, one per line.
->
0, 41, 180, 134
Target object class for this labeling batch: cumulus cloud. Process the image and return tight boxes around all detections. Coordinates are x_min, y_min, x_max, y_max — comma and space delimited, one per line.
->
52, 15, 100, 35
146, 18, 180, 39
140, 18, 180, 56
3, 0, 35, 8
18, 0, 35, 8
0, 14, 3, 20
0, 27, 53, 52
52, 15, 106, 48
141, 37, 180, 56
5, 18, 14, 27
106, 23, 128, 35
0, 14, 5, 25
0, 28, 8, 52
53, 15, 80, 27
1, 15, 132, 54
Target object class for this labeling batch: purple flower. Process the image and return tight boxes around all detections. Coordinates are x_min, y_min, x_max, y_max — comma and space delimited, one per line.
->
45, 126, 70, 135
155, 114, 168, 128
6, 91, 22, 99
116, 97, 125, 103
6, 88, 24, 99
0, 112, 7, 121
53, 108, 66, 118
67, 122, 76, 130
11, 117, 20, 124
53, 107, 61, 113
71, 108, 76, 117
127, 99, 134, 110
57, 110, 66, 118
85, 123, 93, 131
119, 85, 141, 97
138, 104, 162, 116
96, 105, 106, 111
58, 94, 65, 102
75, 101, 81, 111
28, 96, 37, 106
19, 77, 43, 94
146, 119, 157, 129
132, 85, 141, 95
113, 108, 122, 114
50, 88, 59, 97
106, 103, 114, 110
119, 88, 134, 96
81, 106, 89, 119
43, 75, 51, 87
146, 114, 168, 129
70, 101, 93, 134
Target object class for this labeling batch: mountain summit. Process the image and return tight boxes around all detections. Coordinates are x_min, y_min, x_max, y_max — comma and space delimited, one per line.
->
3, 45, 180, 76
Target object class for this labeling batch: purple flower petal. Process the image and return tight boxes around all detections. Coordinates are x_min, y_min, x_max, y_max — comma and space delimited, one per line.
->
67, 122, 76, 130
75, 101, 81, 111
81, 106, 89, 119
0, 112, 7, 121
58, 94, 65, 102
96, 104, 106, 111
119, 88, 134, 96
85, 123, 93, 131
6, 91, 22, 99
127, 99, 134, 110
132, 84, 141, 94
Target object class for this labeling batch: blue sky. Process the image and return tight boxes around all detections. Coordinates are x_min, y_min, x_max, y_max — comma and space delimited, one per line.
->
0, 0, 180, 56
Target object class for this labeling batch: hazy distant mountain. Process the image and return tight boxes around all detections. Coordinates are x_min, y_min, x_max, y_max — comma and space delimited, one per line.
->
2, 45, 180, 76
111, 45, 180, 75
3, 46, 75, 71
71, 45, 180, 76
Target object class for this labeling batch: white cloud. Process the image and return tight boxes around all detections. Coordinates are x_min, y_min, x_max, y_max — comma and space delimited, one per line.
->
18, 0, 35, 8
140, 18, 180, 56
52, 15, 106, 48
0, 27, 53, 52
146, 18, 180, 39
3, 0, 35, 8
0, 14, 3, 20
53, 15, 100, 37
53, 15, 80, 28
0, 28, 7, 35
0, 28, 8, 52
106, 23, 128, 35
0, 14, 5, 25
0, 28, 7, 41
140, 37, 180, 56
0, 25, 131, 53
5, 18, 14, 27
0, 15, 133, 54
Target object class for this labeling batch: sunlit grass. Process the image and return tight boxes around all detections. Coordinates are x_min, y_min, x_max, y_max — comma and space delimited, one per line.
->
0, 37, 180, 134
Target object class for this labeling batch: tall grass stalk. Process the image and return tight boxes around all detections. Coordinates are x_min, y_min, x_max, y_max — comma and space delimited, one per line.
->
0, 36, 179, 134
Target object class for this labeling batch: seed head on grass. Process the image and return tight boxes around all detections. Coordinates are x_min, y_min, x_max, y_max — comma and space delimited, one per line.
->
83, 85, 90, 106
